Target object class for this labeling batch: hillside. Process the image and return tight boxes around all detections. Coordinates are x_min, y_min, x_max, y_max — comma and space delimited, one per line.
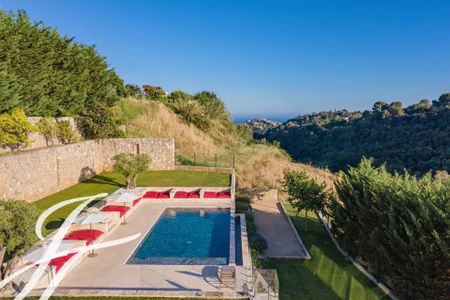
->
113, 98, 335, 189
259, 96, 450, 175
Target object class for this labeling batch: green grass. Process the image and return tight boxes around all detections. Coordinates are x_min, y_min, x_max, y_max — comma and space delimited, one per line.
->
34, 170, 230, 234
267, 204, 388, 300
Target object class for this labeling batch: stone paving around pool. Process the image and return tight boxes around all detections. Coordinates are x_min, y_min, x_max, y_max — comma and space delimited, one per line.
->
31, 198, 250, 299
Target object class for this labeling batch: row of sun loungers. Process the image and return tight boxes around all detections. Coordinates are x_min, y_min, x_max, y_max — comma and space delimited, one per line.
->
143, 189, 231, 199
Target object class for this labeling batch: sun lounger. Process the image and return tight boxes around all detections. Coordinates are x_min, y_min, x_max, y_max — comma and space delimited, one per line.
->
101, 205, 130, 217
63, 229, 104, 245
49, 252, 77, 273
143, 191, 158, 199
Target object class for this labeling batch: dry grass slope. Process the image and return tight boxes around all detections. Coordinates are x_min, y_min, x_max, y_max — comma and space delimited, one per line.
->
114, 98, 335, 189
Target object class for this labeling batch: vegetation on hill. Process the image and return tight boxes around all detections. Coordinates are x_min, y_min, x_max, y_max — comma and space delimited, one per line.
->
0, 10, 124, 138
261, 95, 450, 175
0, 9, 334, 189
113, 97, 335, 188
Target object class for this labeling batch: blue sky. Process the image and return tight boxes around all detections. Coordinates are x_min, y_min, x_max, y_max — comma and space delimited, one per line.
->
1, 0, 450, 119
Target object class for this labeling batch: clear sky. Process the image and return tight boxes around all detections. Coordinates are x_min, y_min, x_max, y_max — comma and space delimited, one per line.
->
1, 0, 450, 119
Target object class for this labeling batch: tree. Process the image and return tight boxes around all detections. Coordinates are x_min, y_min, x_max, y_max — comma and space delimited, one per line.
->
194, 91, 230, 124
124, 84, 142, 97
0, 199, 39, 280
113, 153, 150, 189
0, 63, 21, 114
0, 109, 36, 150
56, 120, 79, 144
77, 104, 121, 139
142, 85, 165, 100
331, 158, 450, 299
0, 10, 124, 117
283, 170, 328, 231
36, 117, 57, 146
372, 101, 388, 112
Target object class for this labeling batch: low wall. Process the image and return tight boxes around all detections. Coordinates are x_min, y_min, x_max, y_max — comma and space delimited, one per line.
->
0, 138, 175, 202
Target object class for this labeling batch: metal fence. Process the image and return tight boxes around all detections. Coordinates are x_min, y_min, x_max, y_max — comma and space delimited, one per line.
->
175, 152, 236, 168
250, 268, 280, 300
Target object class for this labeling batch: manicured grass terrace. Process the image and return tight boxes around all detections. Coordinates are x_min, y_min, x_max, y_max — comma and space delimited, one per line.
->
34, 170, 230, 234
267, 204, 388, 300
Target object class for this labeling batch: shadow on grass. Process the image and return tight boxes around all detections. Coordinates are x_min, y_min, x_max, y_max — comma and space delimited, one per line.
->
84, 174, 123, 187
46, 219, 64, 230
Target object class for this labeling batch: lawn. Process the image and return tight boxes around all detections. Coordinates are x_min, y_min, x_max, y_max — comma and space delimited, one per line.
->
34, 170, 230, 234
267, 204, 388, 300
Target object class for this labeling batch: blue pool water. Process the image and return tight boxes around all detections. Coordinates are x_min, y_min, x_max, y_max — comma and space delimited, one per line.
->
128, 208, 231, 265
235, 217, 243, 266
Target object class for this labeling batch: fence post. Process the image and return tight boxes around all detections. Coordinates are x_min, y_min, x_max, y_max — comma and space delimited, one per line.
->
194, 152, 196, 166
232, 154, 235, 168
215, 153, 218, 167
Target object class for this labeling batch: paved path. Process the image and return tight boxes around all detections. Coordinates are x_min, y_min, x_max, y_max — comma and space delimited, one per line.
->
249, 189, 307, 259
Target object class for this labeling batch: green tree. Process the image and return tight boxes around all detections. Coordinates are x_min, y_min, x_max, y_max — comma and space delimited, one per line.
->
331, 158, 450, 299
77, 104, 121, 139
124, 84, 142, 97
0, 199, 39, 279
0, 63, 21, 114
0, 109, 36, 150
0, 10, 124, 117
36, 117, 57, 146
194, 91, 230, 124
113, 153, 151, 189
142, 85, 165, 100
56, 120, 79, 144
283, 170, 328, 231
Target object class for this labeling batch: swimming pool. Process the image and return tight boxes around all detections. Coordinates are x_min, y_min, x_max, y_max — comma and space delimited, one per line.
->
128, 208, 232, 265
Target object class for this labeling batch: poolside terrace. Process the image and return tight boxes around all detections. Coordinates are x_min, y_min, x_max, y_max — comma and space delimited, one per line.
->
9, 169, 251, 299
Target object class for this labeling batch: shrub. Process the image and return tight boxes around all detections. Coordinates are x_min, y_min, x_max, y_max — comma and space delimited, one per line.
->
331, 158, 450, 299
56, 120, 79, 144
0, 199, 39, 279
36, 117, 57, 145
0, 109, 36, 150
77, 104, 122, 139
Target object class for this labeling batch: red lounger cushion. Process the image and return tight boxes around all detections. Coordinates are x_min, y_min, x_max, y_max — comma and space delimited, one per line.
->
204, 191, 218, 198
132, 198, 142, 206
188, 191, 200, 198
217, 190, 231, 198
49, 252, 77, 273
64, 229, 103, 245
101, 205, 130, 217
143, 191, 158, 198
157, 191, 171, 199
174, 191, 189, 198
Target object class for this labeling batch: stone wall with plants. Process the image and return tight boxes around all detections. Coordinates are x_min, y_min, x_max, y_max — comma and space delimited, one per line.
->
0, 138, 175, 202
0, 116, 80, 154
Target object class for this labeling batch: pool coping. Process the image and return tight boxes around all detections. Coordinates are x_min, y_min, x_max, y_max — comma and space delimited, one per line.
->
125, 207, 234, 266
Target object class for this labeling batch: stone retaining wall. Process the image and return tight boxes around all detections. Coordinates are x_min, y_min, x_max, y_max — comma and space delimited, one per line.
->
0, 138, 175, 202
